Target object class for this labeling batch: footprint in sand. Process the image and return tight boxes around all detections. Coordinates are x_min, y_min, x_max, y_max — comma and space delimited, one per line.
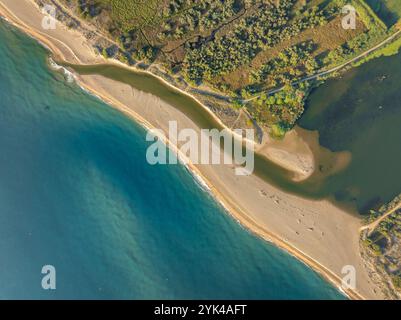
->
259, 190, 267, 197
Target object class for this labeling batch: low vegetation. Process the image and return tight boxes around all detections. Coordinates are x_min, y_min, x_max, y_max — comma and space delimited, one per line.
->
365, 0, 401, 28
361, 194, 401, 297
68, 0, 400, 135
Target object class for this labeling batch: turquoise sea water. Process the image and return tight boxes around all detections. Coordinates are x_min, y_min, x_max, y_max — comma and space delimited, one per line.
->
0, 21, 343, 299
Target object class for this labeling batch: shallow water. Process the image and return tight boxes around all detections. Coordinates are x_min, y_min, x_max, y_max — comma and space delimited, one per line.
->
300, 53, 401, 212
0, 21, 344, 299
69, 42, 401, 213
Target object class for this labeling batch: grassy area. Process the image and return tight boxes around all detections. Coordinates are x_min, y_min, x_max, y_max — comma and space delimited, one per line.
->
362, 194, 401, 296
321, 0, 389, 70
353, 34, 401, 66
71, 0, 399, 134
365, 0, 401, 27
96, 0, 161, 31
350, 0, 388, 31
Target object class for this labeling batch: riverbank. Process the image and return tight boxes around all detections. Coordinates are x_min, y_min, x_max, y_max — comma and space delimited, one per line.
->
0, 0, 387, 299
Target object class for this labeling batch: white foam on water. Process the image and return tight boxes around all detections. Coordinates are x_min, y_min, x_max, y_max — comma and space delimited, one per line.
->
48, 57, 76, 83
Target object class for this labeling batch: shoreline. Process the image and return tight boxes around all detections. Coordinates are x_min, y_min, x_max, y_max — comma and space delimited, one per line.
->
52, 57, 355, 299
1, 0, 324, 182
0, 0, 388, 300
55, 60, 358, 300
35, 0, 322, 180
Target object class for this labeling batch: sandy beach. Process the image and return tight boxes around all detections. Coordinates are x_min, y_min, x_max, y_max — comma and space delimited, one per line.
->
0, 0, 387, 299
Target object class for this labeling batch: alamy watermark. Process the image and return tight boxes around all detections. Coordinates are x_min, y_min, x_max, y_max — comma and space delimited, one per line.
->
341, 265, 356, 291
41, 5, 57, 30
41, 265, 56, 290
342, 5, 357, 30
146, 121, 255, 175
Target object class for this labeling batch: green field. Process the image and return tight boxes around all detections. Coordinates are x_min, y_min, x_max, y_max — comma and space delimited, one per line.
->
73, 0, 397, 133
97, 0, 160, 31
365, 0, 401, 27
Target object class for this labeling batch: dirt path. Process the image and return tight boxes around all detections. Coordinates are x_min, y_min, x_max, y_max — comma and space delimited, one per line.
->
52, 0, 401, 107
360, 203, 401, 235
245, 29, 401, 102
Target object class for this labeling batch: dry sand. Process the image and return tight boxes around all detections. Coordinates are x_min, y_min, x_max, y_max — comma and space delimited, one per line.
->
0, 0, 386, 299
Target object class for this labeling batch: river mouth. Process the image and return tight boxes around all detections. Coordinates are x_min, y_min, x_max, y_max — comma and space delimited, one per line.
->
299, 52, 401, 213
64, 54, 401, 214
0, 19, 347, 299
